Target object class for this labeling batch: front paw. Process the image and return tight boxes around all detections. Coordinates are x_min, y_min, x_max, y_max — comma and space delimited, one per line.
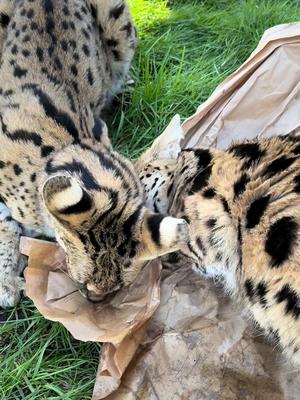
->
0, 277, 24, 308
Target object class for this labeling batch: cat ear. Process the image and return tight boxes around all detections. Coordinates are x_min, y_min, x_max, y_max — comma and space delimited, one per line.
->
135, 114, 183, 170
42, 175, 93, 226
138, 209, 190, 261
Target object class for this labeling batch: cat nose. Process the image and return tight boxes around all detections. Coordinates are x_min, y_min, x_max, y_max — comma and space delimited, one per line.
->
79, 284, 107, 303
78, 284, 88, 298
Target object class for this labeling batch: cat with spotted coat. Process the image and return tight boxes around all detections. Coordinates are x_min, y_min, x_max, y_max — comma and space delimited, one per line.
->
0, 1, 190, 308
136, 116, 300, 366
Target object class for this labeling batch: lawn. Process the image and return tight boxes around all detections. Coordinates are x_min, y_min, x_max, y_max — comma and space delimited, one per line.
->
1, 0, 300, 398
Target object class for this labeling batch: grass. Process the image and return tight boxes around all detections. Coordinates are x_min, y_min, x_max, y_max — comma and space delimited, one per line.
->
1, 0, 300, 398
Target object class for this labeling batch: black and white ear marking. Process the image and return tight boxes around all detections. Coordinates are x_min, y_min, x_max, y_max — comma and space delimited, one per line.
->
92, 118, 108, 141
43, 176, 93, 216
159, 217, 190, 247
147, 214, 190, 248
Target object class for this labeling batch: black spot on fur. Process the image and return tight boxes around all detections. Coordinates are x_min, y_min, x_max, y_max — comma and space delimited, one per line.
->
36, 47, 44, 62
81, 28, 89, 39
229, 142, 265, 168
22, 49, 30, 57
98, 23, 103, 34
41, 145, 55, 157
196, 237, 206, 256
167, 182, 174, 197
264, 156, 296, 179
182, 215, 190, 224
62, 20, 68, 30
120, 22, 132, 37
46, 18, 55, 37
0, 13, 10, 28
18, 207, 24, 218
13, 164, 22, 176
91, 4, 97, 19
81, 6, 88, 15
23, 35, 30, 43
106, 38, 118, 47
0, 161, 5, 168
234, 173, 250, 199
256, 281, 268, 307
3, 89, 13, 96
14, 65, 27, 78
30, 87, 79, 142
189, 149, 212, 193
151, 178, 159, 190
66, 90, 76, 113
72, 52, 79, 62
110, 3, 125, 19
27, 9, 34, 18
61, 40, 68, 52
87, 68, 94, 85
92, 118, 103, 141
202, 187, 216, 198
237, 219, 242, 244
72, 81, 79, 94
44, 0, 54, 14
294, 175, 300, 193
82, 44, 90, 56
206, 218, 216, 229
59, 190, 92, 215
11, 45, 18, 55
215, 252, 222, 262
112, 49, 121, 61
147, 214, 165, 246
31, 22, 38, 30
70, 65, 78, 76
5, 130, 42, 146
275, 284, 300, 320
62, 5, 70, 16
74, 11, 82, 21
246, 195, 270, 229
265, 216, 298, 267
220, 197, 231, 215
30, 173, 36, 182
244, 279, 254, 300
54, 57, 63, 70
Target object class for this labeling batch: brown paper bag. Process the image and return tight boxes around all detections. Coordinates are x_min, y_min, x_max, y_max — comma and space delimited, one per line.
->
23, 22, 300, 399
21, 237, 161, 389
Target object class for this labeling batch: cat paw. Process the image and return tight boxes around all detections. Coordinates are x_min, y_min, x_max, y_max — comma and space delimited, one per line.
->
0, 277, 24, 308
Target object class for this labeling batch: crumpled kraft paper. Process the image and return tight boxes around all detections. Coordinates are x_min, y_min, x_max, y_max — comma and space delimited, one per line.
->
22, 22, 300, 399
21, 237, 161, 386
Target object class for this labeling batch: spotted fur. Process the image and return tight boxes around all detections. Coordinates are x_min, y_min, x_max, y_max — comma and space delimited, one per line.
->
138, 126, 300, 366
0, 0, 191, 308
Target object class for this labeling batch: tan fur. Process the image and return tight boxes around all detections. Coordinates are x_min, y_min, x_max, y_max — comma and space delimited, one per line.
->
138, 128, 300, 366
0, 1, 191, 308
